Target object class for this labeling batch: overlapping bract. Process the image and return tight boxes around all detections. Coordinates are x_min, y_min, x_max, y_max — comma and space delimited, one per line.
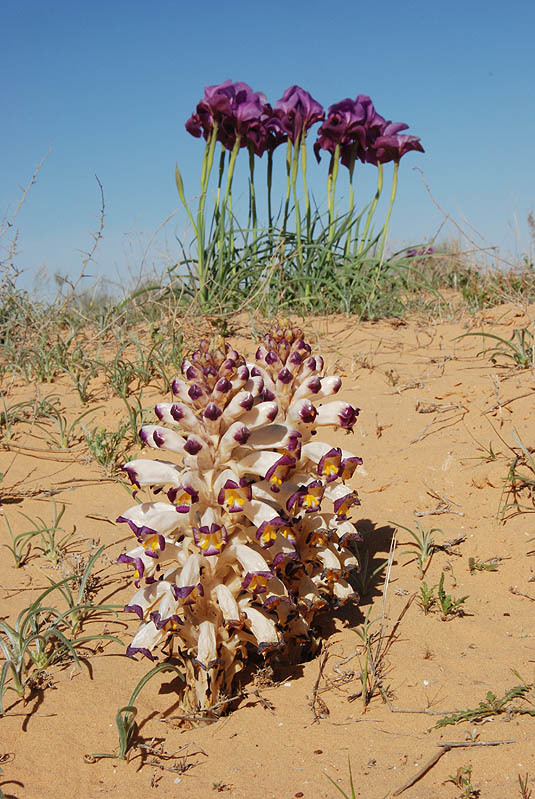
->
118, 328, 363, 712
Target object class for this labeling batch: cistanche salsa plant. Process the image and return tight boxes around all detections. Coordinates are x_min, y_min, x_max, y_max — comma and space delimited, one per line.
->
117, 325, 363, 714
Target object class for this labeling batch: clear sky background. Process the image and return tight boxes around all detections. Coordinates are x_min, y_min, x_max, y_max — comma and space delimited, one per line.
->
2, 0, 534, 296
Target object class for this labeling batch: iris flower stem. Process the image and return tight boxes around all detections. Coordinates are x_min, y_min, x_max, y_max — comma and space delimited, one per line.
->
267, 150, 273, 231
327, 144, 341, 248
248, 144, 257, 257
300, 137, 311, 244
357, 162, 383, 257
344, 146, 357, 265
218, 136, 241, 283
197, 124, 218, 306
282, 140, 292, 238
215, 148, 226, 225
291, 138, 303, 274
366, 161, 399, 317
377, 160, 398, 263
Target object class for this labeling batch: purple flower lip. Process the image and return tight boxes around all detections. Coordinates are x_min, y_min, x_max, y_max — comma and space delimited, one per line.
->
265, 351, 279, 366
169, 484, 199, 511
234, 425, 250, 445
170, 404, 185, 422
333, 491, 360, 517
118, 553, 145, 579
339, 405, 360, 429
221, 358, 236, 373
172, 582, 204, 602
184, 437, 203, 455
251, 365, 262, 377
124, 603, 144, 620
203, 402, 222, 421
241, 570, 273, 593
289, 351, 302, 366
262, 388, 275, 402
171, 378, 184, 396
153, 430, 166, 447
215, 376, 232, 393
340, 455, 363, 480
126, 645, 156, 661
299, 402, 317, 423
277, 367, 293, 385
150, 611, 183, 630
188, 385, 204, 401
266, 405, 278, 422
240, 393, 254, 411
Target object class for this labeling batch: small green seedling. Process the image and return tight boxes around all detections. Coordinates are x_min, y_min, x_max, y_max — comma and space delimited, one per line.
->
436, 675, 535, 728
468, 556, 500, 574
499, 429, 535, 518
84, 423, 129, 472
446, 764, 480, 798
437, 571, 468, 620
458, 327, 535, 368
418, 581, 437, 614
325, 757, 356, 798
352, 544, 387, 597
90, 663, 184, 760
518, 772, 533, 799
0, 572, 121, 714
3, 501, 73, 567
391, 519, 440, 577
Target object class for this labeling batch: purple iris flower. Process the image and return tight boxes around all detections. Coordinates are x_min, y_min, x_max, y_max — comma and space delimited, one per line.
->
367, 131, 424, 165
268, 85, 324, 144
185, 79, 266, 152
314, 97, 368, 162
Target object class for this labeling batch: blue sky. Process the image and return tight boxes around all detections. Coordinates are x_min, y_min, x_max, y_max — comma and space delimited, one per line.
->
2, 0, 534, 295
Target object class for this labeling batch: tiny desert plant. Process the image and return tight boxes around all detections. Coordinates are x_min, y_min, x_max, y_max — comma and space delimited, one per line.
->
33, 404, 99, 449
468, 556, 500, 574
459, 327, 535, 369
392, 519, 440, 577
84, 424, 129, 472
435, 674, 535, 728
325, 757, 356, 798
351, 609, 384, 708
3, 501, 73, 567
0, 575, 122, 713
437, 571, 468, 620
90, 663, 184, 760
105, 352, 138, 399
446, 765, 480, 798
352, 543, 387, 596
518, 772, 533, 799
499, 429, 535, 518
418, 581, 437, 614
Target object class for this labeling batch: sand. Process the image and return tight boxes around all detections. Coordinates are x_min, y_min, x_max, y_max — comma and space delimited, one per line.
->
1, 302, 534, 798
